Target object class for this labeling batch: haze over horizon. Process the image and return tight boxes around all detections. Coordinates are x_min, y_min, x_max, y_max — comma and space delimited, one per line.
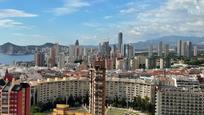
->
0, 0, 203, 45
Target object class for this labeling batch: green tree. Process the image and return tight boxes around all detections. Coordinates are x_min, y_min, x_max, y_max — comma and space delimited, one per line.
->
83, 93, 89, 106
75, 96, 83, 107
113, 95, 119, 107
67, 95, 75, 107
121, 98, 127, 107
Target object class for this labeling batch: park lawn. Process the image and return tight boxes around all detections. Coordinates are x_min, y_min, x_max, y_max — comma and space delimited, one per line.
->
107, 108, 139, 115
30, 112, 50, 115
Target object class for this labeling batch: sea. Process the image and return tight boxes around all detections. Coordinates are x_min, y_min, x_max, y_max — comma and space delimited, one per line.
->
0, 53, 34, 65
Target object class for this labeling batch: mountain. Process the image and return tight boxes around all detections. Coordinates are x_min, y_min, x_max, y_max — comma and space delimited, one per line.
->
0, 35, 203, 55
0, 42, 68, 55
0, 42, 29, 55
133, 36, 204, 50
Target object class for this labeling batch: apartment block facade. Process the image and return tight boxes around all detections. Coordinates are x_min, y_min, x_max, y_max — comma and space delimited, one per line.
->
0, 72, 30, 115
31, 77, 154, 104
156, 87, 204, 115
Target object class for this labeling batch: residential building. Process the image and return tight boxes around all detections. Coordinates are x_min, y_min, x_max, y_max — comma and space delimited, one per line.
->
58, 52, 65, 69
131, 56, 146, 70
30, 76, 155, 105
100, 41, 111, 58
156, 87, 204, 115
156, 76, 204, 115
0, 71, 30, 115
34, 48, 44, 66
33, 77, 89, 103
89, 59, 106, 115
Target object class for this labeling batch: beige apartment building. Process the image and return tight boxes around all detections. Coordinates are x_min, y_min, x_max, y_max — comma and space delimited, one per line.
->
106, 77, 155, 102
31, 77, 89, 103
156, 87, 204, 115
30, 76, 155, 104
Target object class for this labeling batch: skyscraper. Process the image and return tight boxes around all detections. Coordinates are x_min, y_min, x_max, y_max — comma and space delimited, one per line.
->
75, 40, 80, 60
186, 41, 192, 58
181, 41, 187, 57
160, 58, 164, 69
148, 44, 153, 58
100, 41, 111, 58
49, 43, 59, 67
123, 44, 127, 57
194, 46, 198, 56
158, 41, 163, 57
98, 43, 102, 55
180, 40, 193, 58
164, 44, 169, 57
69, 40, 83, 62
118, 32, 123, 54
127, 44, 134, 59
34, 48, 44, 66
89, 59, 106, 115
112, 44, 117, 56
111, 45, 117, 69
177, 40, 182, 56
57, 52, 65, 69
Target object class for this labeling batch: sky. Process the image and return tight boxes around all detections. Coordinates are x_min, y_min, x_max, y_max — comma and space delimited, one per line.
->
0, 0, 203, 45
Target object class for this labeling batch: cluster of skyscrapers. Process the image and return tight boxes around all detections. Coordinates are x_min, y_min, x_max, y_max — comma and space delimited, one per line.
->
30, 32, 204, 115
177, 40, 193, 58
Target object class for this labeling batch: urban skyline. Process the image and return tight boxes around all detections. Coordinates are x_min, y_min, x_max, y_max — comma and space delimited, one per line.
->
0, 0, 203, 45
0, 0, 204, 115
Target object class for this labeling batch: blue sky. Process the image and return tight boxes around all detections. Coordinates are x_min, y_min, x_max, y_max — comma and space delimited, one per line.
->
0, 0, 203, 45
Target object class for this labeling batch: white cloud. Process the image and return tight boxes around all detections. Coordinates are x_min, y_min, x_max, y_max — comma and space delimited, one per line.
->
120, 8, 136, 14
117, 0, 204, 40
82, 0, 204, 43
53, 0, 90, 15
0, 9, 37, 18
119, 1, 150, 15
0, 19, 23, 28
104, 15, 112, 20
83, 22, 100, 27
0, 9, 37, 28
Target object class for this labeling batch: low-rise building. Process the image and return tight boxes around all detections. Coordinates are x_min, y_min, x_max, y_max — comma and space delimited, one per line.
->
53, 104, 92, 115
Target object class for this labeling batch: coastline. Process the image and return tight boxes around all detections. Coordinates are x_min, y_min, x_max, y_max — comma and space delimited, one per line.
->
0, 53, 34, 65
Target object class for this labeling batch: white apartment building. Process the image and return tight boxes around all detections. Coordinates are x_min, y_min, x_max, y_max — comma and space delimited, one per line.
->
30, 76, 155, 104
31, 77, 89, 103
106, 77, 155, 103
156, 87, 204, 115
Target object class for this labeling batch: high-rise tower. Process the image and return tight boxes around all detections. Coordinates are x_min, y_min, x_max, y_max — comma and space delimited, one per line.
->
75, 40, 80, 60
89, 59, 106, 115
34, 48, 44, 66
148, 44, 153, 57
177, 40, 182, 56
158, 41, 163, 57
118, 32, 123, 54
